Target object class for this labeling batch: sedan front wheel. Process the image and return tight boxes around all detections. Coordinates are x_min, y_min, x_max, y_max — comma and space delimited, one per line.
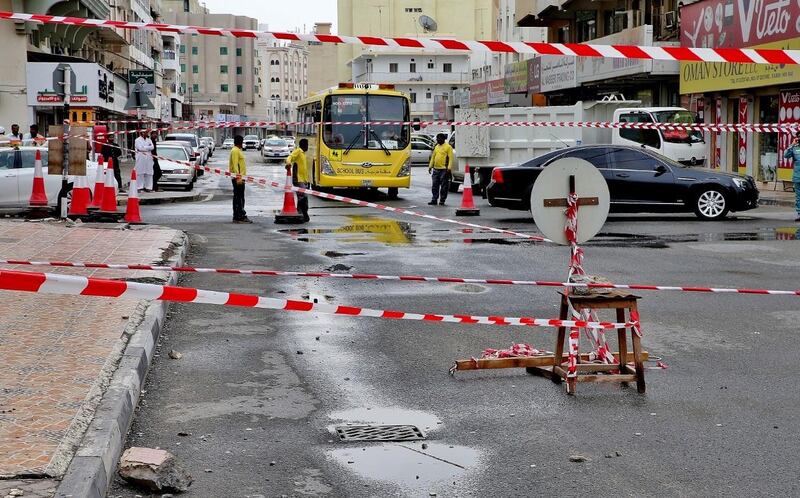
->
694, 188, 729, 220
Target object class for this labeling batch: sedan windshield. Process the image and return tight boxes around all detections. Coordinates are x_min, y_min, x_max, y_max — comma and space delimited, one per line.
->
266, 139, 287, 147
244, 135, 259, 141
158, 147, 189, 161
323, 94, 409, 151
652, 110, 704, 144
166, 135, 198, 147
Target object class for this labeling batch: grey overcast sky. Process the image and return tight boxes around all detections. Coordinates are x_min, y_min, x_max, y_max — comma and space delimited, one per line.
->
200, 0, 337, 33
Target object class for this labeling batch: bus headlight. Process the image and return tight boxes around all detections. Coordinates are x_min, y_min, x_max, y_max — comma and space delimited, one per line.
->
398, 158, 411, 177
321, 156, 336, 176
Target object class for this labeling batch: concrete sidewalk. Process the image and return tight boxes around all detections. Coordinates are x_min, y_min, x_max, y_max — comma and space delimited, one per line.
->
0, 220, 186, 497
758, 182, 796, 208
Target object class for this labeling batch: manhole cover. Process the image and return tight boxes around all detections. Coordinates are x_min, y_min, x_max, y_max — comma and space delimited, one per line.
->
335, 424, 425, 442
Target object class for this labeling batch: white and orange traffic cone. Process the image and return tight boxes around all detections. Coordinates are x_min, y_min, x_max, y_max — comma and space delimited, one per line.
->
455, 164, 480, 216
99, 159, 119, 215
274, 167, 305, 224
124, 169, 143, 224
29, 150, 48, 207
89, 156, 105, 209
68, 175, 91, 218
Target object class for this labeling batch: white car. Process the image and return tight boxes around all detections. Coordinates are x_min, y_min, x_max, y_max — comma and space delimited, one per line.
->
221, 138, 235, 149
155, 144, 195, 191
0, 146, 112, 212
410, 138, 433, 165
164, 133, 208, 166
243, 135, 260, 150
199, 137, 215, 157
284, 136, 296, 149
261, 138, 291, 161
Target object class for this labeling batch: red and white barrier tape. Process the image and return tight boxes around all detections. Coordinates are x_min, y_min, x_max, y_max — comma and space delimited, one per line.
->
1, 11, 799, 65
0, 269, 634, 330
1, 259, 798, 297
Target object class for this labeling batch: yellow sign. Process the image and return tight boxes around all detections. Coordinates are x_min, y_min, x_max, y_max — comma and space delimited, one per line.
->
680, 38, 800, 94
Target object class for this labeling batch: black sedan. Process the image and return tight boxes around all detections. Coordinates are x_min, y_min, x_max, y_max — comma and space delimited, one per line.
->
485, 145, 759, 220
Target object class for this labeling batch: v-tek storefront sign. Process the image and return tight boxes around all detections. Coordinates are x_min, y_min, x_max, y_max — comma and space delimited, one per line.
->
679, 0, 800, 92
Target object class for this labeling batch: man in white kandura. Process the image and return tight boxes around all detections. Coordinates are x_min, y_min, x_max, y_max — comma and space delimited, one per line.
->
134, 130, 155, 192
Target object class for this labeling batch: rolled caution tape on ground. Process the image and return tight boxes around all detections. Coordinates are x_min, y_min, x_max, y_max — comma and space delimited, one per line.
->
3, 259, 798, 297
0, 269, 634, 330
1, 11, 799, 65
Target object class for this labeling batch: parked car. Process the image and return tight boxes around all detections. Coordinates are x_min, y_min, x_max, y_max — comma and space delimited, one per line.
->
0, 146, 110, 212
221, 138, 235, 149
157, 141, 197, 182
410, 138, 433, 165
284, 136, 296, 149
261, 138, 291, 161
199, 137, 215, 157
243, 135, 261, 150
154, 144, 195, 191
485, 145, 759, 221
164, 133, 208, 169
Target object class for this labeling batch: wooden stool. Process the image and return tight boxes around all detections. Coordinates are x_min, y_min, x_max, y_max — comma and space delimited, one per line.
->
528, 290, 646, 394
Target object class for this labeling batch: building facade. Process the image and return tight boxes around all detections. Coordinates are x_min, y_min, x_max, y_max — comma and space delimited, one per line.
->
162, 6, 258, 129
679, 0, 800, 182
306, 23, 340, 96
254, 38, 309, 133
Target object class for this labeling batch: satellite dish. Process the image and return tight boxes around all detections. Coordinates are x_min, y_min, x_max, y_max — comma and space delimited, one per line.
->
529, 158, 610, 245
419, 15, 438, 33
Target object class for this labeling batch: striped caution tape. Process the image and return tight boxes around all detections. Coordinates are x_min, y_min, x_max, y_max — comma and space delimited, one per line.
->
0, 269, 634, 330
1, 11, 799, 65
2, 259, 797, 297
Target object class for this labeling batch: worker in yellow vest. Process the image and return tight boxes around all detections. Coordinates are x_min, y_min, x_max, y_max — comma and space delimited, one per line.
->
428, 133, 454, 206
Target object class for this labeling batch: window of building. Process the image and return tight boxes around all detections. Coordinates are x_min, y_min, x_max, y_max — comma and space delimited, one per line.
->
236, 66, 242, 75
180, 63, 186, 72
576, 10, 597, 42
183, 0, 189, 12
426, 91, 432, 99
427, 60, 434, 69
220, 65, 228, 73
192, 65, 198, 74
192, 83, 199, 93
410, 62, 416, 72
443, 63, 452, 73
192, 46, 198, 55
389, 63, 399, 73
237, 84, 243, 93
409, 92, 417, 103
180, 45, 185, 54
220, 46, 228, 55
236, 48, 242, 57
181, 83, 186, 93
221, 84, 229, 92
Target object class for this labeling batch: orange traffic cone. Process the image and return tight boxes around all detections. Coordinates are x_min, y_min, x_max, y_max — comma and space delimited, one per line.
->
455, 164, 480, 216
274, 167, 305, 224
29, 150, 48, 207
89, 156, 105, 209
99, 159, 119, 214
68, 175, 91, 218
124, 169, 143, 224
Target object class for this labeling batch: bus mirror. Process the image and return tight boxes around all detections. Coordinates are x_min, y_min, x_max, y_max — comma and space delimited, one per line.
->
412, 118, 421, 131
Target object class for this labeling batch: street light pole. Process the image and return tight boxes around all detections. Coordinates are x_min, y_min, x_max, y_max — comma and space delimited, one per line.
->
61, 65, 71, 219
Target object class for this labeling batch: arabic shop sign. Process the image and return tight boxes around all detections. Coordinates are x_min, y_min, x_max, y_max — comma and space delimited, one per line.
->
27, 62, 117, 108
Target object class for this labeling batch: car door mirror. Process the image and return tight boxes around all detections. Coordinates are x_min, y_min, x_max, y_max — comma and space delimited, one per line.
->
655, 164, 668, 175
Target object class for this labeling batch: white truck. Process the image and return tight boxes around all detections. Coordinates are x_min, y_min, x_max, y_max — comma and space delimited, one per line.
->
451, 100, 708, 191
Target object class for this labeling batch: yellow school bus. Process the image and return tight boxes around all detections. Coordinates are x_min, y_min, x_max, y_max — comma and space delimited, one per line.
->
296, 83, 412, 199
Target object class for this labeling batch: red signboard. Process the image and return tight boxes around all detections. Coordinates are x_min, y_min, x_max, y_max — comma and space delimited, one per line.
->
779, 90, 800, 170
70, 96, 88, 103
469, 82, 488, 106
37, 95, 62, 103
680, 0, 800, 48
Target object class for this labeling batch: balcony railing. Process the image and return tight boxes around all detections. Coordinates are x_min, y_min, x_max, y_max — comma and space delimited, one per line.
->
354, 71, 470, 84
164, 50, 177, 60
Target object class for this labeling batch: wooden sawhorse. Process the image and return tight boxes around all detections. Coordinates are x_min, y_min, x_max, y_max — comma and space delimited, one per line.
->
527, 290, 646, 394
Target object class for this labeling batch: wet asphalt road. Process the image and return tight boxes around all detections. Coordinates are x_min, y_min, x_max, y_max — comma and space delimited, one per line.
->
111, 150, 800, 498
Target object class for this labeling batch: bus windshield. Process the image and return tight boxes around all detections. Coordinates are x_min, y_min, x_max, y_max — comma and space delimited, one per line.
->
653, 110, 704, 144
323, 94, 409, 151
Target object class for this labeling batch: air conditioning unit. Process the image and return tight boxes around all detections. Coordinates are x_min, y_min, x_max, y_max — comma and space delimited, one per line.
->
664, 11, 677, 29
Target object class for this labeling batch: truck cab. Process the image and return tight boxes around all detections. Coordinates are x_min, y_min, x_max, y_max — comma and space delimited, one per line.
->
612, 107, 708, 167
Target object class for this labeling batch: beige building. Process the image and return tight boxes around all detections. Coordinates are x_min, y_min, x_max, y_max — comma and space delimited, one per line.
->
306, 23, 339, 96
337, 0, 499, 82
255, 38, 309, 127
162, 5, 258, 123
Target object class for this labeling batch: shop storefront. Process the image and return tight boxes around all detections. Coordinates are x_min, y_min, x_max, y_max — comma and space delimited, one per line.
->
679, 0, 800, 181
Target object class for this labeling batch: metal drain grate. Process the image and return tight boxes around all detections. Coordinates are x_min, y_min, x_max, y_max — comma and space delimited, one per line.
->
335, 424, 426, 442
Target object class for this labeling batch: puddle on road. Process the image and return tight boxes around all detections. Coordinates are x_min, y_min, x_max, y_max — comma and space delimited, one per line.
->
279, 216, 415, 245
328, 442, 479, 493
